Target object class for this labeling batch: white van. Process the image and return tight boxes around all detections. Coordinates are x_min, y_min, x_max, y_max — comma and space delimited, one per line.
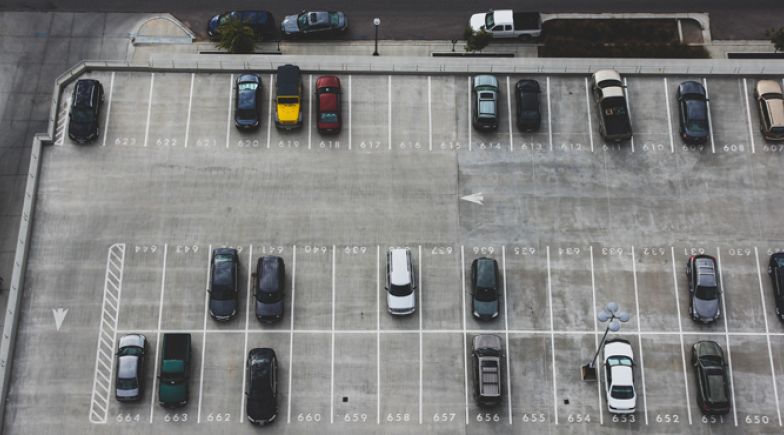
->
386, 248, 416, 315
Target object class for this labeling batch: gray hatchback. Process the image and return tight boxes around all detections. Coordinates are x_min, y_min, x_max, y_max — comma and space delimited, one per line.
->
115, 334, 146, 402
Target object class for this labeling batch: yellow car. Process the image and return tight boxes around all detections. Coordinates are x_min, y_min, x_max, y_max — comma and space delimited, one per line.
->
275, 64, 302, 129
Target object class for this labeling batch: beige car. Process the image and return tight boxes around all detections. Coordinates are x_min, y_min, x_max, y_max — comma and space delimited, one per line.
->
754, 80, 784, 141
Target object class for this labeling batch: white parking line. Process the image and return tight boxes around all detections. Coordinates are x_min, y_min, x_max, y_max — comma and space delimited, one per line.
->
197, 244, 212, 423
266, 73, 273, 149
183, 73, 195, 148
143, 73, 155, 147
418, 246, 423, 424
754, 247, 782, 426
461, 245, 469, 424
584, 78, 594, 153
239, 244, 253, 423
663, 78, 675, 153
546, 246, 558, 425
468, 77, 472, 152
669, 247, 692, 425
348, 75, 352, 151
388, 75, 392, 150
742, 78, 756, 153
623, 77, 635, 153
702, 78, 716, 154
428, 76, 432, 152
716, 247, 738, 426
547, 76, 553, 152
501, 246, 512, 424
630, 247, 649, 425
330, 245, 336, 423
149, 243, 168, 423
225, 74, 233, 149
589, 246, 603, 424
376, 245, 381, 424
101, 71, 115, 147
507, 76, 513, 152
308, 74, 313, 150
286, 245, 297, 423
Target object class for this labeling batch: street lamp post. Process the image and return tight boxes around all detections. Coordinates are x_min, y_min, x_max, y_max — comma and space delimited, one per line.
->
372, 18, 381, 56
581, 302, 630, 381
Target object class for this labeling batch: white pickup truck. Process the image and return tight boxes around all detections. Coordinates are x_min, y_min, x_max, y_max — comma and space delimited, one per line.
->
469, 9, 542, 40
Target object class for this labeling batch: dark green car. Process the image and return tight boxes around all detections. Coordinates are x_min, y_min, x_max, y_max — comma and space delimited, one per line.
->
472, 75, 499, 131
471, 257, 500, 320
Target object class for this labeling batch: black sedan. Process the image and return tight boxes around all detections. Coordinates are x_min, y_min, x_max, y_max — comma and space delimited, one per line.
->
677, 81, 710, 144
280, 11, 348, 38
692, 341, 731, 415
256, 256, 285, 323
235, 74, 262, 130
68, 79, 103, 143
687, 255, 721, 324
208, 11, 275, 41
515, 79, 541, 132
768, 252, 784, 320
209, 248, 239, 321
246, 348, 278, 425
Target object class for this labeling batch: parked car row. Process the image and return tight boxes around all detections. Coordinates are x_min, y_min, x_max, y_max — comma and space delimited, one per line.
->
207, 9, 348, 41
68, 73, 784, 144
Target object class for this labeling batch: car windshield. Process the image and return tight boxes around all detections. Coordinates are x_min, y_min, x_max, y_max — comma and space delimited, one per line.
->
215, 254, 233, 263
278, 97, 298, 105
390, 283, 412, 297
117, 377, 137, 390
474, 287, 497, 302
320, 112, 338, 123
485, 14, 495, 28
695, 285, 718, 300
478, 101, 495, 115
119, 346, 143, 357
236, 109, 256, 119
611, 385, 634, 399
329, 12, 340, 26
607, 356, 633, 367
258, 291, 281, 304
686, 119, 708, 134
239, 82, 257, 92
297, 14, 309, 29
772, 126, 784, 135
71, 107, 92, 123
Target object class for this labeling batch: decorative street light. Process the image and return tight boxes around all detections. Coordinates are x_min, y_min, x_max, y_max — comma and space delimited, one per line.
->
581, 302, 630, 381
372, 18, 381, 56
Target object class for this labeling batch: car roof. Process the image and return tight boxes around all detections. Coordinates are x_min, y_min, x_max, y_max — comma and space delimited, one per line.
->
474, 257, 497, 288
593, 69, 622, 85
319, 92, 338, 112
610, 364, 634, 386
493, 9, 514, 23
258, 256, 283, 293
74, 80, 98, 106
117, 355, 138, 378
473, 75, 499, 89
757, 80, 783, 96
389, 249, 411, 286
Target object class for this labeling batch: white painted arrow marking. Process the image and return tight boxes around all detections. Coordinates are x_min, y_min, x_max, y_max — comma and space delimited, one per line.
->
460, 192, 484, 205
53, 308, 68, 331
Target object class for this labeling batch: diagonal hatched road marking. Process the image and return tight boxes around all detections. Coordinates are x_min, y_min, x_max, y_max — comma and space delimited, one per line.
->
89, 243, 125, 424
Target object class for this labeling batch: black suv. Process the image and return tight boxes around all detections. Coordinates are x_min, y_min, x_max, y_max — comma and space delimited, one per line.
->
255, 256, 285, 323
246, 348, 278, 425
68, 79, 104, 143
515, 79, 541, 132
692, 341, 731, 415
471, 257, 500, 320
768, 253, 784, 320
686, 255, 721, 323
209, 248, 239, 321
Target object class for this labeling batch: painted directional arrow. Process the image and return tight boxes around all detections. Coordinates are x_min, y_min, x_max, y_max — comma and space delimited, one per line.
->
52, 308, 68, 331
460, 192, 484, 205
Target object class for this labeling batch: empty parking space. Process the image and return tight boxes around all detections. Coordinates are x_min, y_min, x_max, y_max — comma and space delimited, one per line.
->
635, 246, 680, 331
430, 75, 466, 151
160, 244, 209, 330
390, 75, 429, 152
103, 72, 150, 147
505, 245, 549, 331
378, 333, 419, 424
421, 333, 464, 425
332, 334, 376, 424
350, 75, 389, 151
553, 334, 600, 425
548, 244, 594, 331
146, 73, 191, 149
198, 333, 244, 423
727, 335, 781, 429
117, 244, 165, 331
508, 334, 554, 424
291, 246, 332, 330
188, 73, 231, 150
549, 76, 593, 153
627, 77, 674, 154
642, 335, 690, 427
420, 244, 461, 330
718, 247, 767, 332
705, 78, 753, 154
334, 246, 376, 330
288, 333, 330, 423
592, 245, 639, 331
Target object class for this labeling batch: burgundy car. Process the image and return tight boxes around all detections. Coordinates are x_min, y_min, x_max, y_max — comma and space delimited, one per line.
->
315, 76, 341, 133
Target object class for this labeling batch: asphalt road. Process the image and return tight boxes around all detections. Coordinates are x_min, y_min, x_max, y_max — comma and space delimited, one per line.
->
1, 0, 783, 40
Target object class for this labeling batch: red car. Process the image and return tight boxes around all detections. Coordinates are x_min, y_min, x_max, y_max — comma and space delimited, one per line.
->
315, 76, 341, 133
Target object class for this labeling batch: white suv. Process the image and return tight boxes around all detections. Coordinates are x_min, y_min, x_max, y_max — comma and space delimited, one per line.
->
385, 248, 416, 315
603, 338, 636, 414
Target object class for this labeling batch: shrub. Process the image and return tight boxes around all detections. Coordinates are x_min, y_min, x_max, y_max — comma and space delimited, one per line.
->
215, 18, 256, 54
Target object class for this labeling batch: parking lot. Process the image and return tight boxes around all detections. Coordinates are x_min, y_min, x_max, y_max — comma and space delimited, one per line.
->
6, 69, 784, 435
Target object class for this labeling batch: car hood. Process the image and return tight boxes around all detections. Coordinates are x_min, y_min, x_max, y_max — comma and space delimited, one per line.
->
277, 103, 300, 122
207, 15, 220, 33
210, 298, 236, 317
281, 15, 299, 34
694, 297, 720, 320
473, 298, 499, 318
256, 299, 283, 318
469, 13, 486, 31
387, 291, 415, 311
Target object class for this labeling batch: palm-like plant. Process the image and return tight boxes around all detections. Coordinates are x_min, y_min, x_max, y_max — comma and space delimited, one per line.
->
216, 18, 256, 54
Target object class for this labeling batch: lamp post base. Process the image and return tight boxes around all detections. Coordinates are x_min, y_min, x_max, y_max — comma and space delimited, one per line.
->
581, 363, 598, 381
